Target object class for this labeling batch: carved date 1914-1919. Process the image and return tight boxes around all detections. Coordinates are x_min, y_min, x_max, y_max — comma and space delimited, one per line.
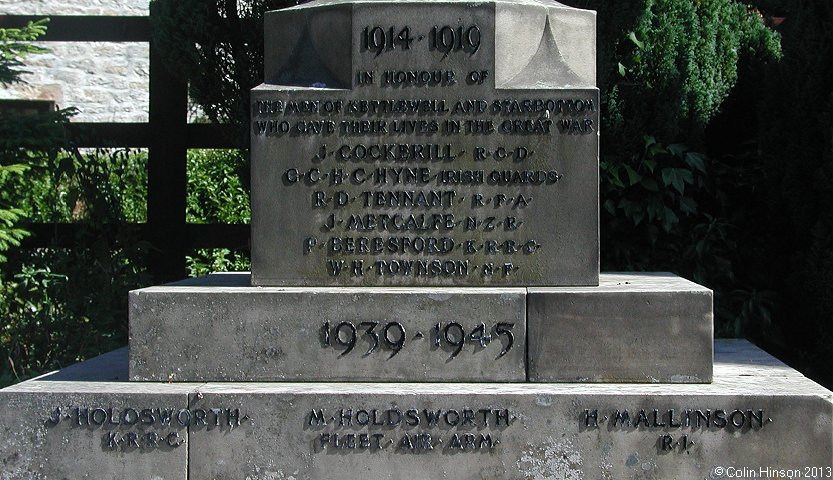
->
361, 25, 481, 58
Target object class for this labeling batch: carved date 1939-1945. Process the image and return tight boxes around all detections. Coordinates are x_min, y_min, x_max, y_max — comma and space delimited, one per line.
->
321, 320, 514, 358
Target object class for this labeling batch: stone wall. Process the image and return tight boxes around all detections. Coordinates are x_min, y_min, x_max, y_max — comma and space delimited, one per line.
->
0, 0, 149, 122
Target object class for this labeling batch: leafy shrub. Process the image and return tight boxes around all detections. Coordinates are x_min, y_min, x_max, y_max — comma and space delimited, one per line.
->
1, 145, 256, 385
186, 149, 249, 224
0, 19, 77, 262
565, 0, 782, 340
149, 0, 301, 140
0, 150, 150, 387
185, 149, 251, 275
753, 0, 833, 385
12, 149, 147, 224
0, 246, 146, 386
570, 0, 780, 150
187, 248, 250, 277
0, 19, 48, 86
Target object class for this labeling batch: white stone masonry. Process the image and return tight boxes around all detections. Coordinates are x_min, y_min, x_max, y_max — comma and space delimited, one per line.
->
0, 0, 149, 122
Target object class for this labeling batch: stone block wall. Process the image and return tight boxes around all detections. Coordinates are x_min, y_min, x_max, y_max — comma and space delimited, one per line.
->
0, 0, 149, 122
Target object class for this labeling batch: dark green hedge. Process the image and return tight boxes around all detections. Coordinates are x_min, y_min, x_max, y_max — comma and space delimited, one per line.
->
753, 0, 833, 384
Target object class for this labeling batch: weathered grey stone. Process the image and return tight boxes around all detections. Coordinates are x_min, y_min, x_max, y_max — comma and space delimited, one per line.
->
528, 272, 713, 383
186, 340, 832, 478
6, 341, 826, 479
251, 0, 599, 287
129, 272, 526, 382
130, 272, 717, 383
0, 355, 190, 480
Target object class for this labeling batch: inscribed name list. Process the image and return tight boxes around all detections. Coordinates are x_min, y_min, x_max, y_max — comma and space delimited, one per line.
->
251, 3, 599, 286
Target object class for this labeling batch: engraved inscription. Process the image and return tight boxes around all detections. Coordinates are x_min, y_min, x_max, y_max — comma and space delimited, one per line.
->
45, 405, 251, 453
307, 406, 512, 454
251, 16, 599, 285
319, 320, 514, 358
581, 408, 772, 454
358, 24, 481, 58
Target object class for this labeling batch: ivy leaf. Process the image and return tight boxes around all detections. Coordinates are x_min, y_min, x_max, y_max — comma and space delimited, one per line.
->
603, 199, 616, 215
662, 207, 680, 232
627, 31, 645, 50
606, 167, 625, 188
661, 168, 693, 194
679, 196, 698, 214
641, 177, 659, 192
644, 135, 666, 156
631, 207, 645, 226
667, 143, 687, 157
685, 152, 707, 172
624, 164, 642, 185
618, 62, 627, 77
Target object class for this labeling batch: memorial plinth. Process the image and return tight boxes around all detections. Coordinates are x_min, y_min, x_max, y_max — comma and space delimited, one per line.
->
129, 272, 712, 383
2, 341, 831, 479
129, 273, 528, 382
1, 0, 831, 478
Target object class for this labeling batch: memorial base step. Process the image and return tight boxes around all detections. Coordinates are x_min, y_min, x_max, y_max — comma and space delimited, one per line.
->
2, 340, 830, 479
129, 272, 713, 383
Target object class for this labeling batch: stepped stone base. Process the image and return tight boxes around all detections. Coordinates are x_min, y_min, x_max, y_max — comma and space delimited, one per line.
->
2, 340, 830, 479
129, 272, 712, 383
529, 272, 713, 383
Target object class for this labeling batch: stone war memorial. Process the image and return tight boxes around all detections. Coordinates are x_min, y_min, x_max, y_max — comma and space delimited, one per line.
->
1, 0, 832, 478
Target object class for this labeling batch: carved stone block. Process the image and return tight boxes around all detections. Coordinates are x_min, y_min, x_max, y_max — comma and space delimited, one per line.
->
0, 350, 189, 480
2, 342, 829, 479
129, 273, 526, 382
528, 272, 713, 383
251, 0, 599, 286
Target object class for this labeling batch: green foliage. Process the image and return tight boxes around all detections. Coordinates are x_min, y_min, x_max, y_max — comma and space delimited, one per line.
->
562, 0, 783, 343
0, 245, 147, 386
0, 106, 75, 161
602, 136, 705, 236
0, 19, 48, 86
0, 164, 29, 263
3, 149, 147, 224
185, 149, 251, 275
570, 0, 780, 150
0, 18, 77, 265
600, 136, 714, 272
187, 248, 250, 277
0, 20, 44, 263
0, 143, 253, 385
599, 134, 782, 340
186, 149, 250, 224
624, 0, 780, 138
149, 0, 301, 139
753, 0, 833, 385
0, 149, 150, 386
